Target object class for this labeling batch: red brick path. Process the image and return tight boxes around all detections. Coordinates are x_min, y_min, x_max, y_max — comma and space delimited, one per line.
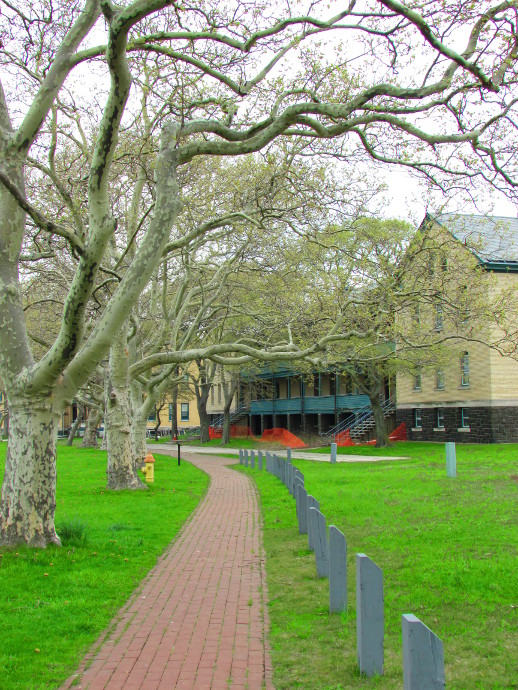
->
60, 455, 274, 690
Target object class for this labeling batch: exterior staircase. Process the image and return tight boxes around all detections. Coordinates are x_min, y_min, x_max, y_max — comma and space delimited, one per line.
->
325, 397, 396, 441
211, 404, 249, 430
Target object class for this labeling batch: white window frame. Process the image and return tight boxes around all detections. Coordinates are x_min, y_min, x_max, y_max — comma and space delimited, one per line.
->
436, 408, 445, 428
414, 409, 422, 428
461, 352, 470, 387
435, 303, 444, 331
436, 369, 445, 390
461, 408, 470, 428
180, 403, 189, 421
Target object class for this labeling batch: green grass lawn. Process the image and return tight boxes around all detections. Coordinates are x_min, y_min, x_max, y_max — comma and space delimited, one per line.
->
240, 442, 518, 689
0, 445, 208, 690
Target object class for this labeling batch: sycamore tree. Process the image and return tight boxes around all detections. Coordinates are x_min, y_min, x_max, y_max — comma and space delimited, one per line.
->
2, 1, 518, 546
106, 151, 352, 486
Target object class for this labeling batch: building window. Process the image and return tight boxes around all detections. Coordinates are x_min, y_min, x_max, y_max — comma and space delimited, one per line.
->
461, 352, 470, 387
414, 409, 422, 428
461, 408, 470, 428
148, 411, 156, 422
414, 368, 422, 390
436, 369, 445, 390
169, 403, 173, 421
180, 403, 189, 421
437, 408, 445, 428
435, 303, 443, 330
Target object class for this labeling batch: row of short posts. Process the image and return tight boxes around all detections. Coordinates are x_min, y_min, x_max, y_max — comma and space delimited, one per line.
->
239, 447, 446, 688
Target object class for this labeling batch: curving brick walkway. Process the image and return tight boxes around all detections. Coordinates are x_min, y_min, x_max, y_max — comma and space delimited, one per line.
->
60, 454, 273, 690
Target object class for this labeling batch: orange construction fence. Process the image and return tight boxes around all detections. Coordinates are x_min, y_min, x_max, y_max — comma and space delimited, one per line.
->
208, 424, 253, 440
259, 427, 307, 448
335, 422, 407, 447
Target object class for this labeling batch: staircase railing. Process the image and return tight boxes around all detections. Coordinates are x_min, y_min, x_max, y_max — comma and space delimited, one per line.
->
212, 404, 249, 429
325, 397, 396, 441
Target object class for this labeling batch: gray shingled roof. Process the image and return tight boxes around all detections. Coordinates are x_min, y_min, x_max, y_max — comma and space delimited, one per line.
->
431, 213, 518, 266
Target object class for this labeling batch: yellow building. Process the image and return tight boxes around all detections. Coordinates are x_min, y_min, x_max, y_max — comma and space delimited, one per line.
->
396, 213, 518, 442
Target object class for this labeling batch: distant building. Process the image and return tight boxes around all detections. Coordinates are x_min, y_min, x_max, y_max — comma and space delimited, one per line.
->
396, 213, 518, 443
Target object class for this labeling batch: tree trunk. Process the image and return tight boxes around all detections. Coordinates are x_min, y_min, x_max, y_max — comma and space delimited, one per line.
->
199, 404, 210, 443
66, 404, 85, 446
132, 417, 147, 468
0, 398, 61, 547
154, 407, 161, 441
170, 387, 178, 438
371, 395, 391, 448
105, 333, 146, 490
81, 408, 101, 448
353, 370, 391, 448
221, 375, 238, 445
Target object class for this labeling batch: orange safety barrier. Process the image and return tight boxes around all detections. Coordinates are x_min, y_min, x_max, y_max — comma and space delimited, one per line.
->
230, 424, 253, 437
335, 422, 407, 447
208, 425, 253, 439
335, 429, 354, 447
389, 422, 407, 441
259, 427, 307, 448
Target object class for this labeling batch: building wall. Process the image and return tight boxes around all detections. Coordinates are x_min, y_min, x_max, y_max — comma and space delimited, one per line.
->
206, 367, 239, 417
396, 231, 518, 443
397, 405, 518, 443
397, 338, 493, 406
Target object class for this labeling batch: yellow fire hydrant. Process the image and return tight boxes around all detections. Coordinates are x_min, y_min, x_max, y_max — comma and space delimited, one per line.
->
140, 452, 155, 483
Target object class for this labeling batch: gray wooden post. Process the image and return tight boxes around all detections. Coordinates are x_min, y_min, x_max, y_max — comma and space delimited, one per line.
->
296, 485, 308, 534
446, 442, 456, 478
287, 447, 292, 462
307, 496, 320, 551
258, 450, 263, 470
239, 449, 243, 465
356, 553, 384, 677
289, 463, 296, 495
293, 476, 303, 501
331, 442, 338, 464
244, 450, 249, 467
402, 614, 445, 690
250, 450, 255, 468
266, 451, 271, 472
329, 525, 347, 612
310, 508, 329, 578
294, 469, 304, 487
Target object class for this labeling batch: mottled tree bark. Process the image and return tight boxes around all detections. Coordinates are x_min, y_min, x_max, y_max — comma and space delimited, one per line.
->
105, 332, 146, 490
81, 408, 102, 448
0, 397, 61, 547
